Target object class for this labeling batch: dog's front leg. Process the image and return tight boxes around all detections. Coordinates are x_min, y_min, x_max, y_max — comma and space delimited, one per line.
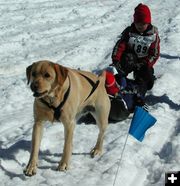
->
24, 121, 43, 176
57, 120, 75, 171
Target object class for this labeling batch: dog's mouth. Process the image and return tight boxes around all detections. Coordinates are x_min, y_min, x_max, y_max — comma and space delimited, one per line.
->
33, 90, 48, 98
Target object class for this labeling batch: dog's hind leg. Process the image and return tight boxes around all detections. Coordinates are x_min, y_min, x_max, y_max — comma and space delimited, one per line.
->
90, 102, 110, 158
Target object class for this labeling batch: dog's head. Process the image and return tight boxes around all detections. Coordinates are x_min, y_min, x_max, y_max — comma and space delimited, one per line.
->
26, 60, 68, 98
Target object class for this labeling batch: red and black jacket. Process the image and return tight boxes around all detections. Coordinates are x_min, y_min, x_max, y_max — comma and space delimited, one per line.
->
112, 23, 160, 68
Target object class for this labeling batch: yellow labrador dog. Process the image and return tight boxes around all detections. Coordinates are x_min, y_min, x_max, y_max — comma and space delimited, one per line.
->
24, 60, 110, 176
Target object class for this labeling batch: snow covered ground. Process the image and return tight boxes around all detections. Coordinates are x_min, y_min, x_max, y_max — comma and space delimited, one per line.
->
0, 0, 179, 185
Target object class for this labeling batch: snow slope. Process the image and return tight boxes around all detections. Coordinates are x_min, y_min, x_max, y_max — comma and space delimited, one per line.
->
0, 0, 179, 186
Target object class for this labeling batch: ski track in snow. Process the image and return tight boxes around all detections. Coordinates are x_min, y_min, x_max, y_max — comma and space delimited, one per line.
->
0, 0, 180, 186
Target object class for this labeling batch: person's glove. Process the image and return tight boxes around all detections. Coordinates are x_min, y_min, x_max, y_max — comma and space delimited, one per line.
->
121, 53, 138, 71
135, 62, 144, 70
142, 103, 149, 112
111, 61, 126, 76
135, 96, 149, 112
134, 59, 147, 70
112, 61, 121, 70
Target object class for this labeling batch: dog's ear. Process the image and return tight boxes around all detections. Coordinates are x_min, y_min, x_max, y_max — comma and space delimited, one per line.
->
26, 64, 33, 85
54, 63, 68, 86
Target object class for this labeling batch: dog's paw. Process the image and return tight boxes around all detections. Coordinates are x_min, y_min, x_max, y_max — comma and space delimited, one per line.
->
57, 161, 69, 171
24, 161, 37, 176
90, 148, 102, 158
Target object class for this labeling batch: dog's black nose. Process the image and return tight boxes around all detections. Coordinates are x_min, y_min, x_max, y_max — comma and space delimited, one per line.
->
30, 82, 39, 92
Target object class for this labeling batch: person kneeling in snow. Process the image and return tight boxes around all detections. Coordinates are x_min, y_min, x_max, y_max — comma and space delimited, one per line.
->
105, 69, 148, 121
111, 3, 160, 99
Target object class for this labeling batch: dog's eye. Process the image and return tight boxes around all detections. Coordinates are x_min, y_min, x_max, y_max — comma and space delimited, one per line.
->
32, 72, 36, 77
44, 73, 50, 78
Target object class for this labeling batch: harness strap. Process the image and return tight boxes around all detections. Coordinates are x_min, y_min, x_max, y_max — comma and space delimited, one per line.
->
40, 76, 71, 121
40, 73, 98, 120
79, 73, 100, 101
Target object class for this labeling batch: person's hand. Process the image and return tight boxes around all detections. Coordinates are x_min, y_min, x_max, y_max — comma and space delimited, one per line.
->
142, 103, 149, 112
134, 59, 147, 70
111, 61, 126, 76
135, 62, 144, 70
111, 61, 121, 70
